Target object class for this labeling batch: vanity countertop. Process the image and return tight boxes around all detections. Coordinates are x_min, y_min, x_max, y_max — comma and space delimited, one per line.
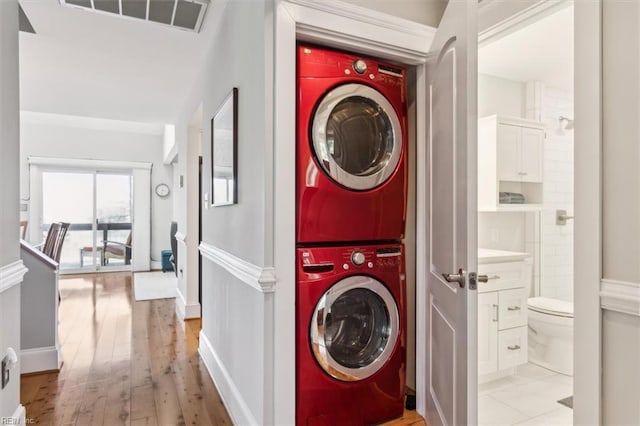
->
478, 248, 531, 264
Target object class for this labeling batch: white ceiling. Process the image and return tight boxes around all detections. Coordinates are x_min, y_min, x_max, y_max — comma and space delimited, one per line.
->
479, 5, 573, 91
19, 0, 217, 123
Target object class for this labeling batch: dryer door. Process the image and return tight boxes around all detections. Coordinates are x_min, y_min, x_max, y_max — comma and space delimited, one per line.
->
311, 83, 402, 191
310, 275, 399, 381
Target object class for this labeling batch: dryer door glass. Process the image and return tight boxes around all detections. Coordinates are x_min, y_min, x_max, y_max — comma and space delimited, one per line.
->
312, 84, 402, 191
310, 276, 400, 381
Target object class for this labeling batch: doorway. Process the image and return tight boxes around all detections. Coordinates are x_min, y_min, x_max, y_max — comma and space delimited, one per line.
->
476, 3, 574, 425
41, 169, 133, 273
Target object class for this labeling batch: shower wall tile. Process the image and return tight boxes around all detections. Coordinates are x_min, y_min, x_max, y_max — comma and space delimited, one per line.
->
540, 86, 574, 302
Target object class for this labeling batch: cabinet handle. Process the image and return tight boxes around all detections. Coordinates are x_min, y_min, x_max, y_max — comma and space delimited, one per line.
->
507, 306, 521, 312
507, 345, 521, 351
492, 304, 499, 322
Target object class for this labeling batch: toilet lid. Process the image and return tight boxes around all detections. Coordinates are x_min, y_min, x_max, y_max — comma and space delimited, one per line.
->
528, 297, 574, 317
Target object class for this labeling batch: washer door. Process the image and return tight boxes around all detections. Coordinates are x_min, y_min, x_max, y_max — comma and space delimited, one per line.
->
310, 275, 399, 381
312, 83, 402, 191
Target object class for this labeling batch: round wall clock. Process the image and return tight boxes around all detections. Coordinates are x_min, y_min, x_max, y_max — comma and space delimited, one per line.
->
155, 183, 170, 198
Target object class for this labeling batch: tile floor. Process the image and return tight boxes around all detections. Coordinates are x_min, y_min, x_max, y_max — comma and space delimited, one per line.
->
478, 363, 573, 426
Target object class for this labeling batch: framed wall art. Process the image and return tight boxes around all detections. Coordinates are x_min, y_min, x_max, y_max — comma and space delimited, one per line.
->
211, 88, 238, 206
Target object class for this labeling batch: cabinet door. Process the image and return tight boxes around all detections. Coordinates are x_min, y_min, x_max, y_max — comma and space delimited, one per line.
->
520, 127, 544, 182
498, 327, 528, 369
496, 124, 521, 181
498, 288, 528, 330
478, 292, 498, 375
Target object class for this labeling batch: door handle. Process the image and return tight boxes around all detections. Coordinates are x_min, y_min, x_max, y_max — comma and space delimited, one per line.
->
442, 268, 466, 288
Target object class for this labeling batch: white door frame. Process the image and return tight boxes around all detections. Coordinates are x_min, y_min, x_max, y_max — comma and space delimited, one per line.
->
478, 0, 603, 422
273, 1, 434, 423
573, 1, 602, 423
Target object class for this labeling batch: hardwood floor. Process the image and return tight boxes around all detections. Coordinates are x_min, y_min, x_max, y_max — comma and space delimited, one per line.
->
21, 272, 424, 426
21, 272, 232, 425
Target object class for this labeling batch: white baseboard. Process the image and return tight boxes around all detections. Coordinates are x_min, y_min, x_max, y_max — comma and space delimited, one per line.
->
21, 346, 62, 374
9, 404, 26, 424
175, 288, 201, 320
198, 330, 258, 426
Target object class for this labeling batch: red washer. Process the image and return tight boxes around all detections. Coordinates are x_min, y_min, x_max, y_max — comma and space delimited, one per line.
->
296, 45, 408, 244
296, 244, 406, 425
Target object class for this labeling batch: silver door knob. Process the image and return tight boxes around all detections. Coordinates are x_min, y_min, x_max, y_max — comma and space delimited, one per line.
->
442, 269, 466, 288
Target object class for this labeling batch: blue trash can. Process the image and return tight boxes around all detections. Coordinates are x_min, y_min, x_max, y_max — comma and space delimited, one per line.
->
161, 250, 174, 272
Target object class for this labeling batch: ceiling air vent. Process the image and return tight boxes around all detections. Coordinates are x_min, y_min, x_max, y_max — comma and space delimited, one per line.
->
60, 0, 209, 33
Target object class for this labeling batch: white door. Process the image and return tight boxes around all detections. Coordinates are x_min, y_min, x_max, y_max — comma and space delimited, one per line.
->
424, 0, 478, 425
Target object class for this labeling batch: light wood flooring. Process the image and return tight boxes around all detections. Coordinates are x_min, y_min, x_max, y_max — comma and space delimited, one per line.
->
21, 272, 231, 425
21, 272, 425, 426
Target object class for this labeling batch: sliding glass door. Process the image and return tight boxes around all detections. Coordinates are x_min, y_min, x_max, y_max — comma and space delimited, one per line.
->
41, 170, 132, 273
96, 173, 133, 269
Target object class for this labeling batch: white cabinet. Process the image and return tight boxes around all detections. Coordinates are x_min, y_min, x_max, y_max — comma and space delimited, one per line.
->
477, 251, 532, 377
478, 115, 545, 211
496, 124, 544, 183
478, 292, 498, 375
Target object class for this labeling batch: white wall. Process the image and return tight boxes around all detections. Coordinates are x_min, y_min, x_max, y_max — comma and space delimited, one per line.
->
173, 0, 272, 423
601, 0, 640, 423
19, 114, 173, 265
478, 73, 526, 119
0, 0, 22, 419
539, 86, 573, 302
478, 212, 527, 252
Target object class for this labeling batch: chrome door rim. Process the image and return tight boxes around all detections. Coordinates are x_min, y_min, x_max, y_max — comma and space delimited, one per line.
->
311, 83, 402, 191
310, 275, 400, 381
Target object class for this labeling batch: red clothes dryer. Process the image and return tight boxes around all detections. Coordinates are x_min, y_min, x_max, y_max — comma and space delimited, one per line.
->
296, 45, 408, 244
296, 244, 406, 425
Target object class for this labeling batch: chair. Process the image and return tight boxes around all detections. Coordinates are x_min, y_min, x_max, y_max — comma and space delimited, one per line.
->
42, 222, 69, 263
104, 231, 132, 265
80, 245, 104, 267
20, 220, 28, 240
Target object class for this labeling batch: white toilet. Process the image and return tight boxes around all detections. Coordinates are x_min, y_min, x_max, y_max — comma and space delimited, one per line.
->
527, 296, 574, 376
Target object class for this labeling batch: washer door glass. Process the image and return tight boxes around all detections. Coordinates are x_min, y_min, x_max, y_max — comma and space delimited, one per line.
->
312, 84, 402, 191
310, 276, 399, 382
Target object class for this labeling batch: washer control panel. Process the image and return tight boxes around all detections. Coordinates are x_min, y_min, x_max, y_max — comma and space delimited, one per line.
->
351, 250, 366, 266
298, 246, 403, 275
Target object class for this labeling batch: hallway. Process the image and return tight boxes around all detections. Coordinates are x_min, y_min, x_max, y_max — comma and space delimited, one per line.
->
20, 273, 232, 425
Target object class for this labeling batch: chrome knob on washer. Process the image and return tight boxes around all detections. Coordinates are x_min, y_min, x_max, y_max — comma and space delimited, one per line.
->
353, 59, 367, 74
351, 251, 365, 266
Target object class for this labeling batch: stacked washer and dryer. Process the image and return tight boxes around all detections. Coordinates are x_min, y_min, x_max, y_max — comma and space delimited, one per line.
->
295, 45, 409, 425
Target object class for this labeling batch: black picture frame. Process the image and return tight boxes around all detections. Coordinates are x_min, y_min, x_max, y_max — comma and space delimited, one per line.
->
211, 88, 238, 206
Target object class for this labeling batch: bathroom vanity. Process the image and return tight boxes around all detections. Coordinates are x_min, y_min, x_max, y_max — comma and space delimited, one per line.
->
477, 248, 533, 378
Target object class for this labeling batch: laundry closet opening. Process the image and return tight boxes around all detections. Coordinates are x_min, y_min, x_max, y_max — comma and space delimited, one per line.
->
294, 44, 421, 425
